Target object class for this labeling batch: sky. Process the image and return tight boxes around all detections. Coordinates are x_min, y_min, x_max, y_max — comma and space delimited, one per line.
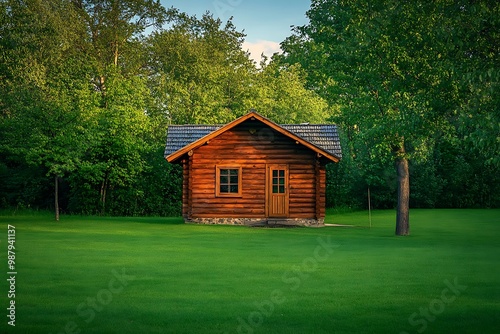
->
162, 0, 311, 63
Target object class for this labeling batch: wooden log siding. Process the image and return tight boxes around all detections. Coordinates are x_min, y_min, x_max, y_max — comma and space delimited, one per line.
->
185, 121, 326, 220
187, 155, 193, 218
314, 161, 327, 219
182, 158, 189, 219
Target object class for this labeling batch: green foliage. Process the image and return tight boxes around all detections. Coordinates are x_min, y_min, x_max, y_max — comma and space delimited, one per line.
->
1, 0, 497, 216
251, 62, 330, 124
282, 0, 499, 211
0, 0, 90, 173
0, 0, 331, 216
146, 13, 256, 126
0, 162, 52, 210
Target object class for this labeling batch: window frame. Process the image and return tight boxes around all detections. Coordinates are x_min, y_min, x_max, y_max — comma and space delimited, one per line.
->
272, 169, 286, 194
215, 166, 243, 197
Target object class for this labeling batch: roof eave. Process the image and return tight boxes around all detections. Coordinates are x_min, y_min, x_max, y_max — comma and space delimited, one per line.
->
165, 113, 257, 162
251, 113, 340, 163
165, 111, 341, 163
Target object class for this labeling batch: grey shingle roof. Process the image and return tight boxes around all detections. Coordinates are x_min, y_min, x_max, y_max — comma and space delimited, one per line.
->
281, 124, 342, 159
164, 125, 221, 157
164, 124, 342, 159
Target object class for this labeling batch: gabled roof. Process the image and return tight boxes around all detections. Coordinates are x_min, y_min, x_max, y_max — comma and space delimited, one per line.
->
164, 111, 342, 163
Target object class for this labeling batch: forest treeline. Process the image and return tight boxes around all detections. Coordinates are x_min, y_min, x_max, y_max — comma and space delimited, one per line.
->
0, 0, 498, 217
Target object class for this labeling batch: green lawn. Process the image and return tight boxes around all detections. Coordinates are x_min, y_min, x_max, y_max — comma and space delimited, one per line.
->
1, 209, 499, 333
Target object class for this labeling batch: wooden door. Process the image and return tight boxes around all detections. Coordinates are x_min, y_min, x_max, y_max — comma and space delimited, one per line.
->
267, 165, 289, 218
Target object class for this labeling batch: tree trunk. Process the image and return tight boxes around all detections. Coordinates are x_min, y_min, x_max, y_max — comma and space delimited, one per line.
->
114, 37, 119, 67
100, 173, 109, 215
395, 146, 410, 235
55, 175, 60, 221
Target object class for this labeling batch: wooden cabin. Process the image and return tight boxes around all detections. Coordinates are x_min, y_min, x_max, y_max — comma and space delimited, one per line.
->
164, 111, 342, 226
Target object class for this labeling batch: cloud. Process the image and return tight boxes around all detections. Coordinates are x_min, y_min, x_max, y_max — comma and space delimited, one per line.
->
243, 40, 282, 65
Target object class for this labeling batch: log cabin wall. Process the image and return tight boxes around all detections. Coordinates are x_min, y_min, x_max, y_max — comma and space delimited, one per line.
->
182, 159, 189, 219
183, 120, 326, 220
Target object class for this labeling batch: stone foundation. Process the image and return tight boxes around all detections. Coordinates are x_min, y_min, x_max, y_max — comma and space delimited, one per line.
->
185, 217, 324, 227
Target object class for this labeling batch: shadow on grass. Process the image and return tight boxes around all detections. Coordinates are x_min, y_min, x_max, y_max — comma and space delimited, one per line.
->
120, 216, 185, 225
0, 210, 186, 226
0, 208, 54, 217
80, 215, 186, 226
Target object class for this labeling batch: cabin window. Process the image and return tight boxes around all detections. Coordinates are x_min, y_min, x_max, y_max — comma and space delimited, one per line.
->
216, 166, 242, 197
272, 169, 286, 193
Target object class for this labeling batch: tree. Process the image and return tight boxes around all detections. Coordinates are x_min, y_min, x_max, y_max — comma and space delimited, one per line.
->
0, 0, 174, 217
146, 13, 256, 127
73, 73, 152, 214
450, 1, 499, 169
279, 0, 499, 234
250, 62, 330, 124
66, 0, 171, 214
74, 0, 171, 85
147, 12, 332, 129
0, 0, 93, 220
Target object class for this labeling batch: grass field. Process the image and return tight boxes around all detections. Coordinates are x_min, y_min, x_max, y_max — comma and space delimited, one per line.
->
1, 209, 499, 333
